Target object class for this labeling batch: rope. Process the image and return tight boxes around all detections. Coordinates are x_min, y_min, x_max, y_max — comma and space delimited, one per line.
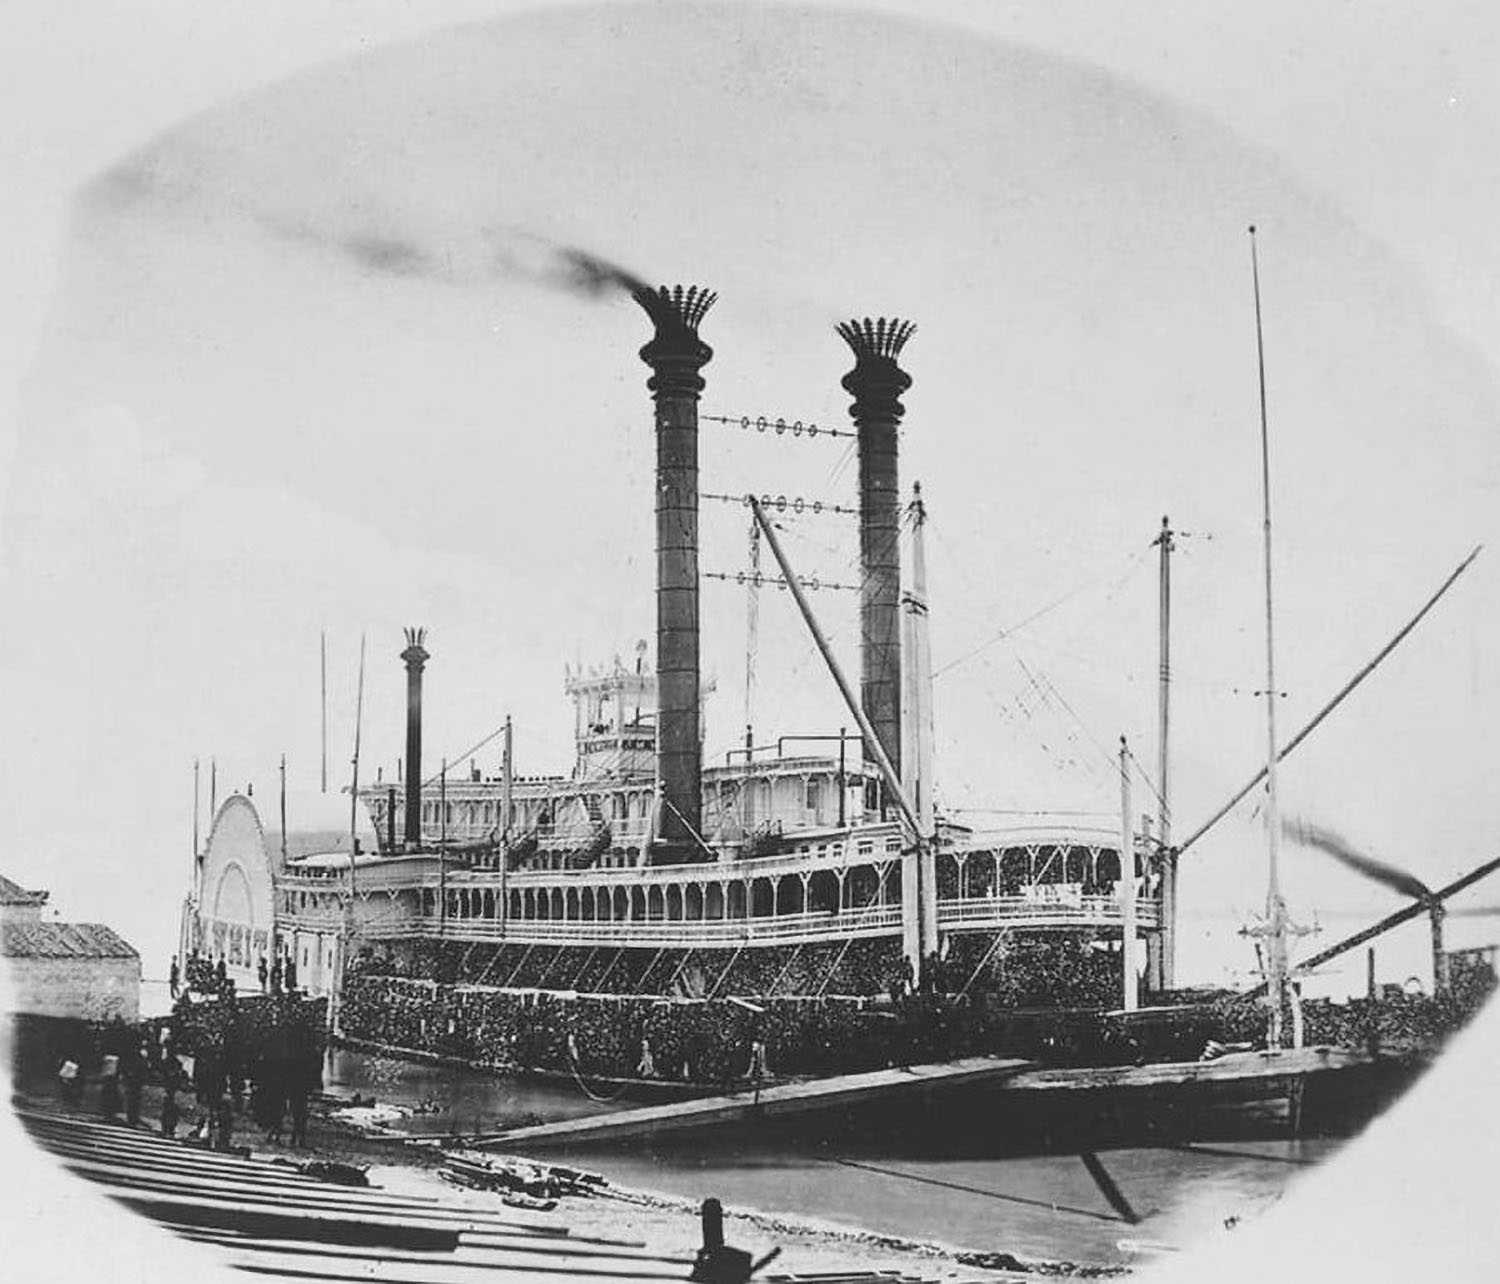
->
566, 1043, 632, 1104
823, 1156, 1126, 1223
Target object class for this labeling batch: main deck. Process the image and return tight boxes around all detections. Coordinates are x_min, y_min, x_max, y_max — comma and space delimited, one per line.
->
263, 820, 1162, 999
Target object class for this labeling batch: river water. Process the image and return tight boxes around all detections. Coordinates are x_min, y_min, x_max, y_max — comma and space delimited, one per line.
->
324, 1047, 1340, 1268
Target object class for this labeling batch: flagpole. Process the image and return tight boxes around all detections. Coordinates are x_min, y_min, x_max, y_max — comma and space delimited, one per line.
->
1250, 225, 1289, 1049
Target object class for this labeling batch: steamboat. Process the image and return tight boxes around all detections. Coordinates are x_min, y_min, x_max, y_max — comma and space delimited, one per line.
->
194, 286, 1164, 1012
181, 274, 1489, 1122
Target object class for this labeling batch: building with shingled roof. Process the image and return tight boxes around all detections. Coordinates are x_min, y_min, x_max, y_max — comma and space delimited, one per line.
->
1, 872, 140, 1021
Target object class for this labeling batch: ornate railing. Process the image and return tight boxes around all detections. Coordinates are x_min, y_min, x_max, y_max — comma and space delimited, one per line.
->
315, 894, 1161, 948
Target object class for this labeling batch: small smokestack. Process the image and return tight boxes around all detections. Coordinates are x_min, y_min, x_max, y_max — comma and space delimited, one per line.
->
401, 627, 429, 847
634, 284, 716, 862
837, 316, 916, 782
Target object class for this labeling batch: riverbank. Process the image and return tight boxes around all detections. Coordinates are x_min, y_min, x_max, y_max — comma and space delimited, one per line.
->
10, 1007, 1370, 1272
9, 1062, 1131, 1281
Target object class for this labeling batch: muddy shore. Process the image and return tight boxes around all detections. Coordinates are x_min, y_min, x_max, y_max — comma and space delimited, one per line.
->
11, 1068, 1127, 1281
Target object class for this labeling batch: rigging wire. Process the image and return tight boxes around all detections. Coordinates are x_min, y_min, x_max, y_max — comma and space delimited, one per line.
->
931, 546, 1149, 680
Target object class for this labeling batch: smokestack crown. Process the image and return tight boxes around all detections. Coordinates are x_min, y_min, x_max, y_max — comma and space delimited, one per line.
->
837, 316, 917, 363
838, 317, 915, 419
635, 285, 717, 394
401, 626, 429, 667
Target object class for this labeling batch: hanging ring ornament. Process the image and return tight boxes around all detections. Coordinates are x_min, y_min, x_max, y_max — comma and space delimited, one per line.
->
740, 416, 751, 430
756, 416, 768, 432
776, 418, 786, 434
793, 497, 805, 514
793, 420, 804, 436
775, 495, 788, 512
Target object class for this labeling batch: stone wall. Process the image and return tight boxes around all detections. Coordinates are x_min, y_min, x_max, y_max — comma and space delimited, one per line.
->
4, 955, 140, 1021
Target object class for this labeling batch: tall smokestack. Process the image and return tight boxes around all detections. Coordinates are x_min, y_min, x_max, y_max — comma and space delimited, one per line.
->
634, 284, 716, 862
838, 317, 916, 783
401, 627, 429, 848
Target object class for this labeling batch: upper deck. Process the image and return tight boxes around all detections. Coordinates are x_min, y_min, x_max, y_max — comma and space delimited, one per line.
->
275, 819, 1163, 950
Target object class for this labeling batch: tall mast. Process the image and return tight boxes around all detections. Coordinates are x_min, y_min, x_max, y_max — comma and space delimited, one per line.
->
501, 716, 514, 848
279, 753, 288, 864
320, 629, 329, 794
1119, 736, 1138, 1011
902, 483, 938, 961
499, 715, 512, 936
743, 517, 761, 836
185, 757, 201, 963
347, 635, 366, 919
745, 516, 761, 744
1155, 516, 1177, 990
438, 756, 448, 935
1250, 226, 1289, 1048
332, 633, 365, 1041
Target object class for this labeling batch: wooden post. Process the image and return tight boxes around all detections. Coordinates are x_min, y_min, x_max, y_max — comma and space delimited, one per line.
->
1430, 902, 1448, 995
1155, 516, 1177, 990
1119, 737, 1138, 1012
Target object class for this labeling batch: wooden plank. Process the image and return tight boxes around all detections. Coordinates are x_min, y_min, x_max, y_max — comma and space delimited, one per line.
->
169, 1228, 689, 1271
479, 1056, 1032, 1149
192, 1240, 689, 1282
997, 1046, 1368, 1092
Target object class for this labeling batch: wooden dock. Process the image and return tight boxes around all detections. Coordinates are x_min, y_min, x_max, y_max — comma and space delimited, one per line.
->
476, 1056, 1034, 1150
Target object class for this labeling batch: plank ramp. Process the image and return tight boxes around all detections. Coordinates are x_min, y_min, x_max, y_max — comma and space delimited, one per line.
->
478, 1057, 1033, 1150
1000, 1045, 1371, 1092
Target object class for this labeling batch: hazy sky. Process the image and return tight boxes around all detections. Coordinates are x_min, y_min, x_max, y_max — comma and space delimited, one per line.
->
2, 0, 1498, 997
4, 5, 1500, 1283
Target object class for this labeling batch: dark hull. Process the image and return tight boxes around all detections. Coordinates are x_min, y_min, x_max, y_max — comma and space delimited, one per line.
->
498, 1048, 1433, 1160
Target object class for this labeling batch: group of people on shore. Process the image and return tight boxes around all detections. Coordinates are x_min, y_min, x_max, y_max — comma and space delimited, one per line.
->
58, 991, 323, 1154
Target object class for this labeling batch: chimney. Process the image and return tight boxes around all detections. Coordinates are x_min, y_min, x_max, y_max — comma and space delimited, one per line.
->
401, 627, 429, 848
634, 284, 717, 862
837, 317, 916, 783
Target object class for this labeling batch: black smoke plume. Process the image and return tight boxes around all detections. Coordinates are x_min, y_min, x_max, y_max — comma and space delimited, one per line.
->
1283, 816, 1430, 901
